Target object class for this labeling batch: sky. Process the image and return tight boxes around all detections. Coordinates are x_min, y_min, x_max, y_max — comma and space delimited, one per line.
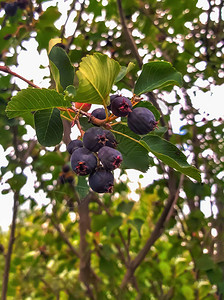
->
0, 0, 223, 231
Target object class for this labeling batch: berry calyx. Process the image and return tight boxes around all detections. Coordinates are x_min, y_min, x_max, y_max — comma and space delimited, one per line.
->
127, 107, 157, 135
111, 96, 132, 117
98, 146, 123, 170
89, 168, 114, 193
70, 147, 97, 176
83, 127, 117, 152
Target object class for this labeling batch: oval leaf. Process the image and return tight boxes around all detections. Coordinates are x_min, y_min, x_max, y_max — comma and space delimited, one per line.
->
134, 61, 183, 95
6, 88, 71, 119
115, 62, 135, 83
141, 135, 201, 182
49, 45, 75, 91
111, 124, 152, 172
34, 108, 63, 146
74, 52, 121, 106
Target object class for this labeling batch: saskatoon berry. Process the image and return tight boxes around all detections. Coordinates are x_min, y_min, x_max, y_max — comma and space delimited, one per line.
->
98, 146, 123, 171
70, 147, 97, 176
89, 168, 114, 193
62, 165, 70, 173
5, 2, 18, 16
111, 96, 132, 117
107, 94, 119, 110
67, 139, 83, 154
83, 127, 117, 152
91, 108, 107, 125
127, 107, 157, 135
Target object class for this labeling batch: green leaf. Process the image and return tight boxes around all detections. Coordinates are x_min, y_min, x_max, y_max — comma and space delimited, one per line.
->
34, 108, 63, 146
49, 46, 75, 92
117, 201, 134, 215
195, 254, 215, 271
141, 135, 201, 181
128, 218, 144, 237
111, 124, 152, 172
8, 174, 27, 190
134, 61, 183, 95
115, 62, 135, 83
6, 88, 71, 119
91, 214, 109, 233
74, 52, 121, 106
134, 101, 160, 121
76, 176, 89, 200
106, 216, 123, 235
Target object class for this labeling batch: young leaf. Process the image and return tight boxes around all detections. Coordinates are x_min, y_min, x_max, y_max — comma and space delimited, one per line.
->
34, 108, 63, 146
115, 62, 135, 83
141, 135, 201, 181
134, 61, 183, 95
6, 88, 71, 119
111, 124, 153, 172
49, 45, 74, 92
74, 52, 121, 106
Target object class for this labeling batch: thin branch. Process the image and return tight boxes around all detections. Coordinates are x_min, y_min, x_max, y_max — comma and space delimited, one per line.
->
1, 191, 19, 300
65, 1, 86, 52
51, 218, 80, 258
116, 0, 142, 68
120, 173, 184, 288
0, 66, 40, 89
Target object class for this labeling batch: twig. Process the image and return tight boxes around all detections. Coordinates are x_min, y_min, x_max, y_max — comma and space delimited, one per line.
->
65, 1, 86, 52
51, 218, 80, 257
1, 191, 19, 300
120, 173, 184, 288
116, 0, 142, 68
0, 65, 40, 89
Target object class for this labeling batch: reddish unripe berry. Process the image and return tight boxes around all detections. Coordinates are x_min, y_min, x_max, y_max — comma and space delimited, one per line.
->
111, 96, 132, 117
127, 107, 157, 135
89, 168, 114, 193
98, 146, 123, 170
70, 147, 97, 176
75, 102, 92, 112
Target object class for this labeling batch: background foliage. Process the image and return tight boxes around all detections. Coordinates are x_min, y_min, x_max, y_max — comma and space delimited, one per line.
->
0, 0, 223, 299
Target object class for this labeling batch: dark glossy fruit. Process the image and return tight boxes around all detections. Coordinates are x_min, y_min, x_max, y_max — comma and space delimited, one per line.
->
91, 108, 107, 126
17, 0, 28, 9
104, 130, 117, 149
127, 107, 157, 135
107, 94, 119, 110
83, 127, 117, 152
62, 165, 70, 173
98, 146, 123, 170
70, 147, 97, 176
111, 96, 132, 117
67, 139, 83, 154
89, 168, 114, 193
5, 2, 18, 16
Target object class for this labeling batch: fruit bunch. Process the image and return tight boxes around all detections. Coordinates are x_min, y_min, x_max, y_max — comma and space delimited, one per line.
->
68, 94, 157, 194
3, 0, 28, 16
67, 127, 123, 194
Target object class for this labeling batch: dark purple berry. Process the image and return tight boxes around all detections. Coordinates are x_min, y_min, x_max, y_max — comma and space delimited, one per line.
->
62, 165, 70, 173
107, 94, 119, 110
67, 139, 83, 154
5, 2, 18, 16
98, 146, 123, 170
66, 176, 74, 183
89, 168, 114, 193
70, 147, 97, 176
59, 174, 66, 184
111, 96, 132, 117
83, 127, 117, 152
91, 108, 107, 120
127, 107, 157, 135
104, 130, 117, 149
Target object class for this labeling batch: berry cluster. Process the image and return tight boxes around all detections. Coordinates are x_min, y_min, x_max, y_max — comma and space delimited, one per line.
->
59, 165, 74, 184
109, 94, 157, 135
3, 0, 28, 16
67, 127, 123, 193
